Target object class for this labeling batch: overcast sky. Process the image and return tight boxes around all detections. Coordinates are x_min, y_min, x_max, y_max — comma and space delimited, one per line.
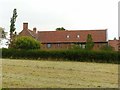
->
0, 0, 119, 40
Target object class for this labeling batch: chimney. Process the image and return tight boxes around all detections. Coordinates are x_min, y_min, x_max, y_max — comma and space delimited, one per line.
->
114, 37, 117, 40
23, 23, 28, 30
33, 27, 37, 33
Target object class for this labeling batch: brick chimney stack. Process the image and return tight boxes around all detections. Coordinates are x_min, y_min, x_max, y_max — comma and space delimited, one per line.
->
33, 27, 37, 33
23, 23, 28, 30
114, 37, 117, 40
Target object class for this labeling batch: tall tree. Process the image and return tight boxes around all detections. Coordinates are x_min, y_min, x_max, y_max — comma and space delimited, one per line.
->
86, 34, 94, 50
56, 27, 66, 31
10, 8, 17, 41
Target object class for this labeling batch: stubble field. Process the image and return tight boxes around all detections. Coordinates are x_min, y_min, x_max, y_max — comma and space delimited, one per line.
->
1, 59, 118, 88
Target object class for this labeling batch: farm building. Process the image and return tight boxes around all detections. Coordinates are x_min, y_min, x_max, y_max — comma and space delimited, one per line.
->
19, 23, 108, 50
108, 37, 120, 51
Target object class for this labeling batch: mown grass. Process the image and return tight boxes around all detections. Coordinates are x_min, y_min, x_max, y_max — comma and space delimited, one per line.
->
0, 59, 2, 88
1, 59, 118, 88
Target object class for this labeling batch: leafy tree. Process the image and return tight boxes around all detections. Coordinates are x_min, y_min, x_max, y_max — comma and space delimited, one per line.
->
0, 27, 8, 47
56, 27, 66, 31
0, 27, 7, 38
10, 8, 17, 41
11, 36, 40, 50
86, 34, 94, 50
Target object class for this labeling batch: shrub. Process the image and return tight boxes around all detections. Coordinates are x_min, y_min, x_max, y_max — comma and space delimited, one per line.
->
70, 44, 83, 50
100, 45, 114, 51
2, 48, 119, 64
10, 36, 40, 50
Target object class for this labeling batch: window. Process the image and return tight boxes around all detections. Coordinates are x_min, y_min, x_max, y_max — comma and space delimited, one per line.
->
47, 44, 51, 48
57, 43, 60, 47
82, 44, 86, 49
79, 44, 82, 47
77, 35, 80, 38
67, 35, 70, 38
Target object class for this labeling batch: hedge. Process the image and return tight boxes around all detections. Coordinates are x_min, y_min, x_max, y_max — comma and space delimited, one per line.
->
1, 48, 119, 64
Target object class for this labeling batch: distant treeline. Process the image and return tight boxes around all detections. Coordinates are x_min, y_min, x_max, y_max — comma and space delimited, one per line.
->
1, 48, 120, 64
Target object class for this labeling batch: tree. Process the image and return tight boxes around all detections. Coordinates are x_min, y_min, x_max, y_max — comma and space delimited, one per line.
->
56, 27, 66, 31
0, 27, 8, 48
10, 8, 18, 41
11, 36, 40, 50
86, 34, 94, 50
0, 27, 7, 38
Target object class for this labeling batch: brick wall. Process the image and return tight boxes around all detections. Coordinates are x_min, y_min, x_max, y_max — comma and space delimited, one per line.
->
41, 43, 107, 50
118, 39, 120, 51
108, 39, 118, 51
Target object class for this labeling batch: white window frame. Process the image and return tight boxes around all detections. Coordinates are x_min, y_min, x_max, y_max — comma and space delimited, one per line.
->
77, 35, 80, 38
66, 35, 70, 38
47, 43, 51, 48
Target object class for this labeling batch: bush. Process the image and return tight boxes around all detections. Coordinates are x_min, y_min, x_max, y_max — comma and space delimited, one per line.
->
2, 48, 119, 64
10, 36, 40, 50
100, 45, 114, 51
70, 44, 83, 50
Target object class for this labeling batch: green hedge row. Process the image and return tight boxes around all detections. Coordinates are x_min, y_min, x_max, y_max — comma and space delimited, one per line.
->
2, 48, 119, 64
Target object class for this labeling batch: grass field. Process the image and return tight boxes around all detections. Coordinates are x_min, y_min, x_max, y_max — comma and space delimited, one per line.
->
0, 59, 2, 88
1, 59, 118, 88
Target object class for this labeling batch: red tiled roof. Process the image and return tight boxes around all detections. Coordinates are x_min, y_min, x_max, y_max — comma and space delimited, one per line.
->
19, 29, 37, 38
37, 29, 107, 43
28, 29, 37, 38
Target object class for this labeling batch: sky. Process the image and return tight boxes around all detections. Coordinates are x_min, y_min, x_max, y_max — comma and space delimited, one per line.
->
0, 0, 119, 40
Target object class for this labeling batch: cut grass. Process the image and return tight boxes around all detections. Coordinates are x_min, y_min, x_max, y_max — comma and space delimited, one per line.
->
1, 59, 118, 88
0, 59, 2, 88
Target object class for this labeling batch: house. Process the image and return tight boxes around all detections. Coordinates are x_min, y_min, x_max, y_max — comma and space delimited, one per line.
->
108, 37, 120, 51
19, 23, 108, 50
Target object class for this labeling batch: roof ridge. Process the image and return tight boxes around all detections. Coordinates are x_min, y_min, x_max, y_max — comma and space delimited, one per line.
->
37, 29, 107, 33
27, 29, 36, 38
